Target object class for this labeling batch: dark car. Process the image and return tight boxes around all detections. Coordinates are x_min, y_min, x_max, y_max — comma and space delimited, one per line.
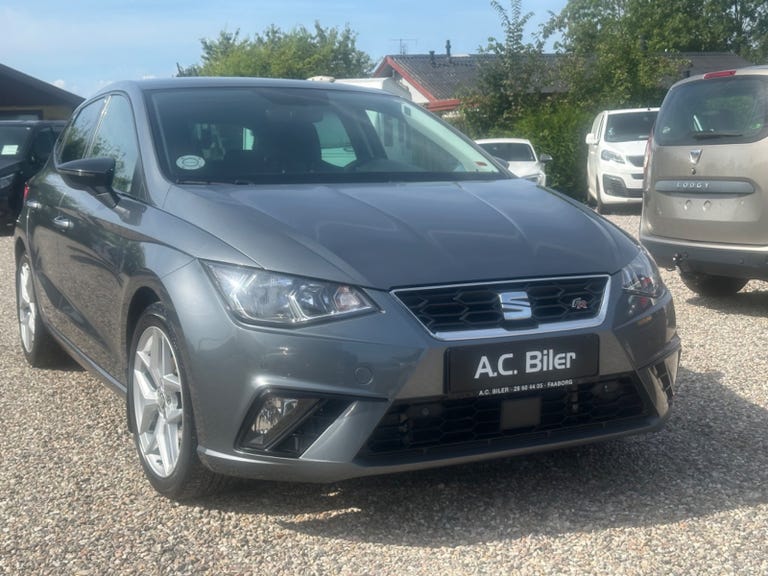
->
0, 120, 65, 228
14, 78, 681, 500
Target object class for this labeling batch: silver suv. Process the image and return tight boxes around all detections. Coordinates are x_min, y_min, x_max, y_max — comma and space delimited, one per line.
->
641, 66, 768, 296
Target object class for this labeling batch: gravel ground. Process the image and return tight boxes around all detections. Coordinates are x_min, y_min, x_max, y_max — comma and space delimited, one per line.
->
1, 212, 767, 576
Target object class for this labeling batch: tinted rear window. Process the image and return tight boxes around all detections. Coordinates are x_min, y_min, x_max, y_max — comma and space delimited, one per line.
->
655, 75, 768, 146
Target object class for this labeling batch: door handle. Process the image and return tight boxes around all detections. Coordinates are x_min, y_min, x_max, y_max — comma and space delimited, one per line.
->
53, 216, 74, 231
26, 200, 43, 210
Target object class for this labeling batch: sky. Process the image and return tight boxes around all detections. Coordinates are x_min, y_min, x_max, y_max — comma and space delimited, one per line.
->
1, 0, 567, 98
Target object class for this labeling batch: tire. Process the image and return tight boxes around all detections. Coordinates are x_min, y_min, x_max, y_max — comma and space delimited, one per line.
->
127, 303, 223, 500
679, 270, 748, 297
16, 252, 65, 367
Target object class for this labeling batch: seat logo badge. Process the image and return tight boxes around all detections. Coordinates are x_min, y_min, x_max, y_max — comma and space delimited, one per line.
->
689, 149, 702, 165
499, 291, 532, 321
571, 297, 589, 310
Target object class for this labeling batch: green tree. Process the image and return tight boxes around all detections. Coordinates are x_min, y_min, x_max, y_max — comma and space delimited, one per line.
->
177, 23, 372, 79
459, 1, 546, 135
548, 0, 768, 68
455, 1, 587, 197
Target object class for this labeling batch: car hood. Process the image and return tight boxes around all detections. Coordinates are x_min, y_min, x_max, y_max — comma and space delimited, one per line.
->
164, 179, 637, 289
603, 139, 649, 156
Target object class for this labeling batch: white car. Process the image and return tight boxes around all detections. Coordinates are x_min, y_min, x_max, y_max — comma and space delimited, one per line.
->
476, 138, 551, 186
585, 108, 658, 213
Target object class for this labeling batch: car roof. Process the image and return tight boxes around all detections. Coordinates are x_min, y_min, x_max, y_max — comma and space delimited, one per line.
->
94, 76, 394, 98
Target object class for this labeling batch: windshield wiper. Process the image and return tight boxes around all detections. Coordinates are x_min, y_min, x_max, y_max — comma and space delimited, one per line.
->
174, 178, 249, 185
692, 131, 743, 140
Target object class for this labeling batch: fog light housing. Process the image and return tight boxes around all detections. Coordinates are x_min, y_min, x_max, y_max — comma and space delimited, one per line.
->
243, 393, 320, 450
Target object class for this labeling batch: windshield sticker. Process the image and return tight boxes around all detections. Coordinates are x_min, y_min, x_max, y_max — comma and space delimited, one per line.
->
176, 155, 205, 170
1, 145, 19, 156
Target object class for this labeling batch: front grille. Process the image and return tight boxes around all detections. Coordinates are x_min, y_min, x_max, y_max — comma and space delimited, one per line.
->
393, 276, 608, 335
627, 155, 645, 167
360, 377, 647, 458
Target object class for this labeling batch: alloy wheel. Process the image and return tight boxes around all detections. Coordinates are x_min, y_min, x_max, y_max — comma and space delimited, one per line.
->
18, 260, 37, 353
132, 325, 184, 478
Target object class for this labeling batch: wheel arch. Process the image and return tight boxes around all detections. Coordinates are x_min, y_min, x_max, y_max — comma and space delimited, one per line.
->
14, 235, 28, 266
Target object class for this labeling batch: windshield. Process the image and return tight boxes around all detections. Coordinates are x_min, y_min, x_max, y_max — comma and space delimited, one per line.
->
655, 76, 768, 146
146, 86, 505, 184
0, 125, 31, 158
478, 142, 535, 162
604, 111, 657, 143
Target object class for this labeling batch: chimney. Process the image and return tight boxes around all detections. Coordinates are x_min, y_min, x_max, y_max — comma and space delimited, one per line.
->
445, 39, 451, 58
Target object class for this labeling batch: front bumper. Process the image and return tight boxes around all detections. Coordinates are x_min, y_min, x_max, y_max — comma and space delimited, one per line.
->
599, 165, 644, 204
166, 263, 681, 483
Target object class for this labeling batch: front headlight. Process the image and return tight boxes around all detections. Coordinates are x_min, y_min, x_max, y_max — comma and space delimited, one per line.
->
0, 172, 17, 189
622, 249, 663, 298
620, 248, 664, 318
204, 262, 376, 325
600, 149, 625, 164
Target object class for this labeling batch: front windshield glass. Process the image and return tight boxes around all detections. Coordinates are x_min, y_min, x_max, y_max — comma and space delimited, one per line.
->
478, 142, 535, 162
146, 86, 505, 184
604, 111, 657, 143
0, 125, 30, 158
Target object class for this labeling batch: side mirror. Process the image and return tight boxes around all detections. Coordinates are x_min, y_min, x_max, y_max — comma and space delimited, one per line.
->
539, 153, 553, 164
58, 157, 119, 208
585, 133, 597, 145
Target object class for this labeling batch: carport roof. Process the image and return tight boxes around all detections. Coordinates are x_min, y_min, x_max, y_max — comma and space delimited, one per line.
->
0, 62, 84, 108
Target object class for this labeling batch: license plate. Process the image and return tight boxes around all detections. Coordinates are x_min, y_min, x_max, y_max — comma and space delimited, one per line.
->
447, 335, 599, 396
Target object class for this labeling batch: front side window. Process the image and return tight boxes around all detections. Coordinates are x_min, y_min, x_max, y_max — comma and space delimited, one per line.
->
57, 98, 107, 163
146, 86, 504, 184
656, 76, 768, 146
90, 94, 141, 195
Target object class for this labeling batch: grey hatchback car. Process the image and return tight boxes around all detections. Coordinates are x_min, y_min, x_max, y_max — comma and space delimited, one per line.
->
14, 78, 680, 500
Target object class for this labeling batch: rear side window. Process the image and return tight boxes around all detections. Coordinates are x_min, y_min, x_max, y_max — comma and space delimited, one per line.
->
655, 76, 768, 146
